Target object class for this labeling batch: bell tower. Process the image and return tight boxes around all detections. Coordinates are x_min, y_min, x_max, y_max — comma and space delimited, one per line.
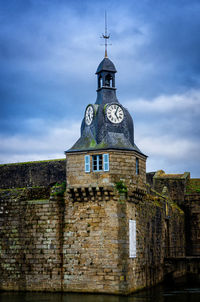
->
63, 19, 147, 294
95, 57, 117, 105
65, 19, 147, 189
97, 57, 116, 90
65, 39, 147, 188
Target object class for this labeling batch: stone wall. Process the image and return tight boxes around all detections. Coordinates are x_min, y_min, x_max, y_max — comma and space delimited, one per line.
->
151, 173, 200, 257
0, 186, 65, 291
124, 191, 185, 293
152, 170, 190, 205
1, 159, 197, 294
146, 172, 155, 188
62, 186, 185, 294
63, 195, 121, 293
66, 150, 146, 190
0, 183, 185, 294
0, 159, 66, 189
185, 193, 200, 256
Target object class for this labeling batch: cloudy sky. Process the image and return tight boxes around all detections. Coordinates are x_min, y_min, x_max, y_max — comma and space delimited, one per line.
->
0, 0, 200, 177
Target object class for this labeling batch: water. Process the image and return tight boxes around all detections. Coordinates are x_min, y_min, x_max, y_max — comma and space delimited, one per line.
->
0, 283, 200, 302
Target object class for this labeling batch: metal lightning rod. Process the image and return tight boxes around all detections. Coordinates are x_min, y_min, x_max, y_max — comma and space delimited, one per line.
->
101, 11, 110, 58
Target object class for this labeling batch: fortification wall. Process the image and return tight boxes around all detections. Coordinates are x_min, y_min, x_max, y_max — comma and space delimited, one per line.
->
0, 159, 66, 189
0, 185, 65, 291
125, 191, 185, 293
150, 172, 200, 258
60, 187, 185, 294
185, 193, 200, 256
0, 183, 185, 294
152, 170, 190, 205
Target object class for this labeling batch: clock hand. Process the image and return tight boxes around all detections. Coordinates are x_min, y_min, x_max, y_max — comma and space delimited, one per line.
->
115, 107, 119, 118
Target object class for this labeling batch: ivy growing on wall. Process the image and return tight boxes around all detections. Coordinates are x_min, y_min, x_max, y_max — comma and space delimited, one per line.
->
52, 181, 66, 197
115, 180, 127, 194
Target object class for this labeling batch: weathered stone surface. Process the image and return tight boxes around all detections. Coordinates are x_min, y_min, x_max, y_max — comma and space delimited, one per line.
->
0, 163, 199, 294
185, 193, 200, 256
0, 183, 186, 294
66, 150, 146, 190
0, 186, 65, 291
62, 187, 185, 294
152, 170, 190, 205
0, 159, 66, 189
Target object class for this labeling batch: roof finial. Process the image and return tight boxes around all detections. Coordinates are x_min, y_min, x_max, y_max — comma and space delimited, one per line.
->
101, 11, 110, 58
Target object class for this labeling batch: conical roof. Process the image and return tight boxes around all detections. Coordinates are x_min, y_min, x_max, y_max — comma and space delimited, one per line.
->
96, 57, 117, 74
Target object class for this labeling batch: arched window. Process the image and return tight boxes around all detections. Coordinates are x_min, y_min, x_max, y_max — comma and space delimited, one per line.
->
100, 77, 103, 87
105, 74, 112, 87
98, 75, 103, 89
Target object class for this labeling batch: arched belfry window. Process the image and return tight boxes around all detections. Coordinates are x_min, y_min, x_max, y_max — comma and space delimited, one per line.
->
105, 74, 113, 87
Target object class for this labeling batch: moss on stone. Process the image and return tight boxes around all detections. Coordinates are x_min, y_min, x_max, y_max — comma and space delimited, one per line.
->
96, 141, 108, 148
27, 199, 49, 204
103, 104, 107, 114
186, 179, 200, 194
89, 139, 96, 148
0, 158, 65, 167
115, 181, 127, 194
51, 181, 66, 197
169, 201, 184, 214
0, 186, 46, 192
152, 198, 163, 208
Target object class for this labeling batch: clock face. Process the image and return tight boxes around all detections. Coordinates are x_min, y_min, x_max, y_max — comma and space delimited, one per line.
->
106, 104, 124, 124
85, 105, 94, 126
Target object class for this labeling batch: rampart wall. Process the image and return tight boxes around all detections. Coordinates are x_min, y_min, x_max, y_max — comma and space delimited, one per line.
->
0, 162, 199, 294
0, 183, 185, 294
185, 193, 200, 256
0, 185, 65, 291
0, 159, 66, 189
148, 172, 200, 257
152, 170, 190, 205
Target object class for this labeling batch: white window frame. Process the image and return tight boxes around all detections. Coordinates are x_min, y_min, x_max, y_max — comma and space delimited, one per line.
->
85, 153, 109, 173
92, 154, 103, 171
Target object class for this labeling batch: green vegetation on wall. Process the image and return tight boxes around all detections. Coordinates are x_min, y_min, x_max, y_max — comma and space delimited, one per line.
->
51, 182, 66, 197
115, 180, 127, 194
186, 179, 200, 194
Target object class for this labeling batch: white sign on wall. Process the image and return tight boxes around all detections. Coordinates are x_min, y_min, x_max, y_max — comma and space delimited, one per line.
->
129, 219, 136, 258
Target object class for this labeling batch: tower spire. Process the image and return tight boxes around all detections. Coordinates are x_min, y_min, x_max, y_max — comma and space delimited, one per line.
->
102, 11, 110, 58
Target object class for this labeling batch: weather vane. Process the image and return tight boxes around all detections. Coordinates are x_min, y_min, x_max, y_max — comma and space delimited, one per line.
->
101, 11, 111, 58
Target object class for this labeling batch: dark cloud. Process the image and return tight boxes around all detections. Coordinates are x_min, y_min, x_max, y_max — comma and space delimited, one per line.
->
0, 0, 199, 177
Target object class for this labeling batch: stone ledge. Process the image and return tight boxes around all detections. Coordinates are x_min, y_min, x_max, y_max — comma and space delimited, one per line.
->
66, 185, 114, 202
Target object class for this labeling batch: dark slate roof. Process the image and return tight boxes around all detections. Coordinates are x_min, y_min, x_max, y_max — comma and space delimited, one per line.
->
66, 130, 147, 158
96, 57, 117, 74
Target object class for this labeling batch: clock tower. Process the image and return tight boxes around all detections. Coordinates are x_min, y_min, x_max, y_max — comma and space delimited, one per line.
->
64, 27, 147, 294
65, 54, 147, 189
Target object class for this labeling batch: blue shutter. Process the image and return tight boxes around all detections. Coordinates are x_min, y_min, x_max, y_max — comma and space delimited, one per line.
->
85, 155, 90, 173
103, 153, 109, 171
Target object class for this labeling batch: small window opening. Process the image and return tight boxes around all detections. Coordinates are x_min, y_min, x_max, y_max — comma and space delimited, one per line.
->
100, 77, 103, 87
98, 76, 103, 89
105, 74, 112, 87
136, 158, 139, 175
85, 154, 109, 173
93, 155, 103, 171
